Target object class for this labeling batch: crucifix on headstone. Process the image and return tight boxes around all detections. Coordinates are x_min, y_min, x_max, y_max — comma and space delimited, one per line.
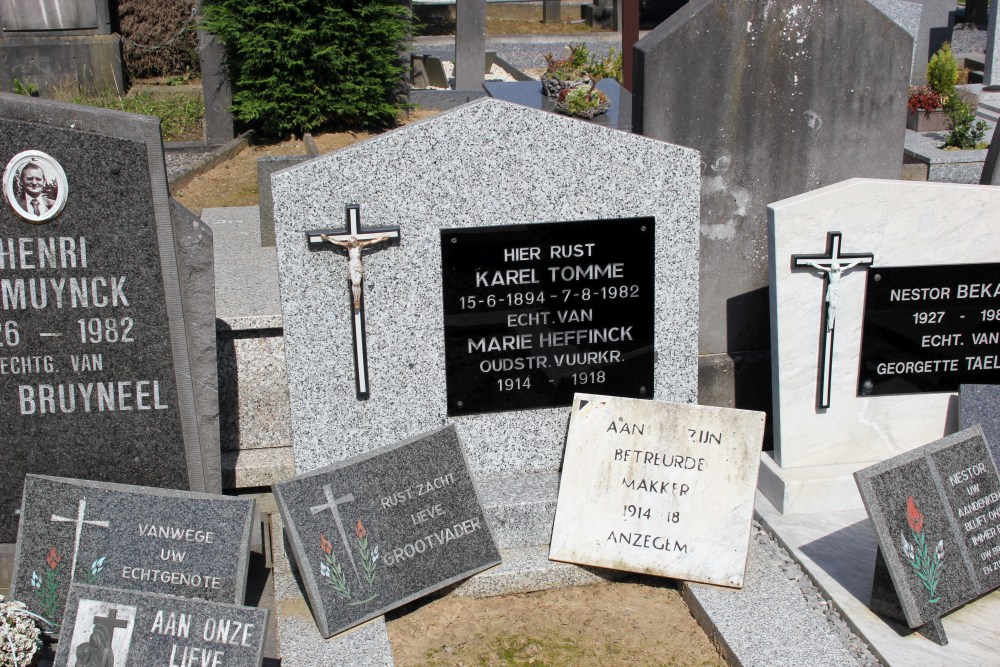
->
306, 204, 400, 399
309, 483, 362, 586
50, 498, 110, 585
791, 232, 874, 410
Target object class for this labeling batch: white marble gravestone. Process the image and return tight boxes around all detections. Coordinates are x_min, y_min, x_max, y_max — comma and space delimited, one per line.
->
549, 394, 765, 587
271, 98, 700, 477
763, 179, 1000, 514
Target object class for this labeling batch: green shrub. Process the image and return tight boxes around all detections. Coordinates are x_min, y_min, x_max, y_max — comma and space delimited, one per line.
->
927, 42, 958, 102
942, 94, 989, 150
199, 0, 412, 136
116, 0, 199, 79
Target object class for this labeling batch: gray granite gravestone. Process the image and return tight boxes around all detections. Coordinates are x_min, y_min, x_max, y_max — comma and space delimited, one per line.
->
986, 0, 999, 88
855, 426, 1000, 644
10, 475, 254, 629
982, 128, 1000, 184
960, 384, 1000, 463
0, 0, 123, 95
633, 0, 915, 412
271, 97, 698, 479
273, 425, 500, 638
454, 0, 486, 90
55, 585, 268, 666
0, 94, 221, 543
910, 0, 955, 84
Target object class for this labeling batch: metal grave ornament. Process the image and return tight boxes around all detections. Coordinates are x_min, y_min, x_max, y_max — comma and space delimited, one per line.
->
306, 204, 400, 398
791, 231, 874, 409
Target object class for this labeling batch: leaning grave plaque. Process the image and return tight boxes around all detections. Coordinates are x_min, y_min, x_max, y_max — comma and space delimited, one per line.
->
858, 263, 1000, 396
0, 94, 214, 543
441, 217, 654, 415
549, 393, 765, 587
11, 475, 254, 630
55, 585, 268, 667
855, 425, 1000, 644
273, 425, 501, 638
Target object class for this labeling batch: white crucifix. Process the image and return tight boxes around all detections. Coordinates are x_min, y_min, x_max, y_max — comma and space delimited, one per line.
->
50, 498, 110, 585
792, 231, 874, 410
306, 204, 400, 399
309, 484, 362, 586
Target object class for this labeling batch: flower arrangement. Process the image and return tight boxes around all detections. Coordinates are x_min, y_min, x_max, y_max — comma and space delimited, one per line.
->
0, 595, 46, 667
899, 496, 943, 604
907, 85, 942, 113
555, 82, 611, 119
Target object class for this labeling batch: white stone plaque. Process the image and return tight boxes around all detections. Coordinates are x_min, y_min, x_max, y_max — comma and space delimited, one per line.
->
548, 394, 765, 588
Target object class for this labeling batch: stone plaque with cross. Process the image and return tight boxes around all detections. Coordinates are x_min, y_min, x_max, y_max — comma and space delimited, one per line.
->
10, 475, 254, 630
55, 585, 268, 666
273, 425, 501, 638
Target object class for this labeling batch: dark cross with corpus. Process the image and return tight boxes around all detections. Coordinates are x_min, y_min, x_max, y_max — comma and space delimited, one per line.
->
50, 498, 110, 586
309, 484, 362, 586
93, 607, 130, 641
791, 231, 874, 410
306, 204, 400, 399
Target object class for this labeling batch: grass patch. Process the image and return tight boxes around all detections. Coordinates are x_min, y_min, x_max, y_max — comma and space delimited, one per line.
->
55, 87, 204, 142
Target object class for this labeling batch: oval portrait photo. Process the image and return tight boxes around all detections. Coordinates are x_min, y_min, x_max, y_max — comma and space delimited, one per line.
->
3, 150, 69, 224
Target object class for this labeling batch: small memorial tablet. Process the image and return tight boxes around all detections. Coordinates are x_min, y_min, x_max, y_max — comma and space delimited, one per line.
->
858, 263, 1000, 396
11, 476, 254, 630
855, 426, 1000, 642
54, 585, 268, 667
273, 425, 500, 638
549, 394, 765, 587
440, 218, 655, 416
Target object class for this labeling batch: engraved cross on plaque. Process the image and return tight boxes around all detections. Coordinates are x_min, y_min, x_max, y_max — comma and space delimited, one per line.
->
792, 231, 874, 409
93, 608, 130, 641
307, 204, 400, 399
309, 484, 362, 585
50, 498, 110, 586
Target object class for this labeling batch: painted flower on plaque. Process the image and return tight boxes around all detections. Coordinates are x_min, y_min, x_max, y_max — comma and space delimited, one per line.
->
899, 496, 944, 604
317, 520, 380, 605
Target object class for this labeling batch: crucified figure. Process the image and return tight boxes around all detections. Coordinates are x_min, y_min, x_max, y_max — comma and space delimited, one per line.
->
320, 233, 395, 310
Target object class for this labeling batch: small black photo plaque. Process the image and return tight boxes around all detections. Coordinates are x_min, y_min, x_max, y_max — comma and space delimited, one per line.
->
441, 218, 655, 416
858, 263, 1000, 397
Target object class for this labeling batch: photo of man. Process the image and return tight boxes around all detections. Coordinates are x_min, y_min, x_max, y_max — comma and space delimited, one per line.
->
3, 150, 69, 223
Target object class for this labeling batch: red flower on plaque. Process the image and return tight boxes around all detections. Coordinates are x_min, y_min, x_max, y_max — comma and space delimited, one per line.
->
45, 547, 60, 570
907, 496, 925, 533
320, 533, 333, 555
356, 519, 366, 540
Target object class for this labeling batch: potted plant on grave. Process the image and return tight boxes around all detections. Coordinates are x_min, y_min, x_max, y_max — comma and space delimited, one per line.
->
941, 90, 990, 150
554, 80, 611, 119
0, 596, 46, 667
906, 42, 958, 132
541, 43, 592, 97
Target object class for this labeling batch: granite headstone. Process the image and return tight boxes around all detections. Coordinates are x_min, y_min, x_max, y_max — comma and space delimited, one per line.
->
0, 94, 220, 542
549, 394, 765, 588
271, 97, 699, 480
985, 0, 999, 88
54, 585, 268, 666
982, 128, 1000, 185
273, 425, 500, 638
762, 179, 1000, 514
10, 475, 254, 628
960, 384, 1000, 463
855, 426, 1000, 642
633, 0, 915, 413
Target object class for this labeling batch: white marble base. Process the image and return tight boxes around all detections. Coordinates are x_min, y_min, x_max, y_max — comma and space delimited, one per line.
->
756, 492, 1000, 665
757, 451, 873, 514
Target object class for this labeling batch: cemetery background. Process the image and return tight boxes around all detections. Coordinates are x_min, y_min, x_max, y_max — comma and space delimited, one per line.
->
4, 2, 1000, 666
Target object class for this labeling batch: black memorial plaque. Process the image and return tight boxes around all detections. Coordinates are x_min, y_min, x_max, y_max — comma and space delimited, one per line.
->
858, 263, 1000, 397
441, 218, 655, 416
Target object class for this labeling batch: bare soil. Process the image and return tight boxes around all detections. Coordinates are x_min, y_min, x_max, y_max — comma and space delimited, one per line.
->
386, 579, 725, 667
